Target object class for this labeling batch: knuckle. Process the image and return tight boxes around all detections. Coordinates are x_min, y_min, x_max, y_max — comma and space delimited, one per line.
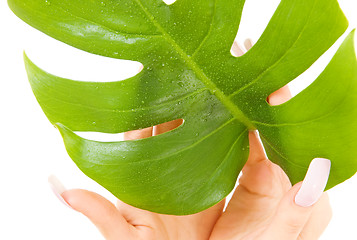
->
285, 220, 304, 234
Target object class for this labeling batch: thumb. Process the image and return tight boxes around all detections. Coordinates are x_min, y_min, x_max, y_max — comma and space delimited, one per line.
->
261, 158, 331, 240
49, 176, 134, 239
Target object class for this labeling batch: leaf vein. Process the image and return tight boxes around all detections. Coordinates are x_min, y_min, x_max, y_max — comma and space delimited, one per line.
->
252, 90, 348, 127
228, 0, 319, 99
260, 134, 306, 169
45, 88, 208, 114
191, 0, 217, 58
160, 128, 247, 198
201, 128, 247, 184
55, 5, 162, 38
85, 118, 237, 166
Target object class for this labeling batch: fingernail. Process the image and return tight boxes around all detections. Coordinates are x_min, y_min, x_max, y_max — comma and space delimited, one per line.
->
295, 158, 331, 207
138, 64, 144, 72
231, 41, 246, 57
244, 38, 254, 51
48, 175, 73, 209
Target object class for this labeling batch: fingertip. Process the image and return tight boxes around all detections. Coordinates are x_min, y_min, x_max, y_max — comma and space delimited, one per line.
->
263, 158, 331, 239
246, 130, 267, 164
138, 63, 144, 72
49, 180, 133, 238
295, 158, 331, 207
231, 41, 246, 57
272, 158, 331, 215
61, 189, 95, 213
61, 189, 87, 211
267, 85, 292, 106
61, 189, 132, 238
48, 175, 73, 210
244, 38, 254, 51
61, 189, 117, 214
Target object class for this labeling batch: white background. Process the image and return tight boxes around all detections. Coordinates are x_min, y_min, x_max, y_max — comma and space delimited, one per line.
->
1, 0, 357, 239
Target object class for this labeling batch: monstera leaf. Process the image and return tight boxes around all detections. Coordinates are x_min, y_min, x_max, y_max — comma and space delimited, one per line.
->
8, 0, 357, 215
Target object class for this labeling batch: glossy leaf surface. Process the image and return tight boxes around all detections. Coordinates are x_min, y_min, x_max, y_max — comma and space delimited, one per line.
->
8, 0, 357, 214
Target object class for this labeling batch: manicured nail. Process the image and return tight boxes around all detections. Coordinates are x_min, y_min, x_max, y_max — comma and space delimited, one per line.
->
138, 64, 144, 72
244, 38, 254, 51
295, 158, 331, 207
231, 41, 246, 57
48, 175, 72, 209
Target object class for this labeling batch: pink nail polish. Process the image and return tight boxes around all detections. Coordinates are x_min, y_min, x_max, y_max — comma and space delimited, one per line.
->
244, 38, 254, 51
294, 158, 331, 207
48, 175, 73, 209
231, 41, 246, 57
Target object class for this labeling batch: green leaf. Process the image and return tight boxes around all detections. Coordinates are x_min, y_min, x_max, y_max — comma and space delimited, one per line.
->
8, 0, 357, 215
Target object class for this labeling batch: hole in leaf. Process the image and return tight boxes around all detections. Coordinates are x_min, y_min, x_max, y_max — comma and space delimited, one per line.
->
288, 32, 348, 97
75, 131, 125, 142
267, 29, 350, 107
162, 0, 176, 5
75, 119, 184, 142
234, 0, 280, 46
25, 29, 142, 82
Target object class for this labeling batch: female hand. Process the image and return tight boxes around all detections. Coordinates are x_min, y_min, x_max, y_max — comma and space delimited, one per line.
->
52, 119, 225, 240
50, 87, 331, 240
49, 41, 332, 240
210, 116, 332, 240
210, 41, 332, 240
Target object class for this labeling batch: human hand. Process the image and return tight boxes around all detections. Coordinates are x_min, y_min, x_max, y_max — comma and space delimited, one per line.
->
209, 87, 332, 240
208, 41, 332, 240
50, 119, 225, 240
49, 41, 332, 240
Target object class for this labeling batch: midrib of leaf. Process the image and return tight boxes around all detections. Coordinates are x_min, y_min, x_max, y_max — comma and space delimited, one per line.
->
134, 0, 255, 129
